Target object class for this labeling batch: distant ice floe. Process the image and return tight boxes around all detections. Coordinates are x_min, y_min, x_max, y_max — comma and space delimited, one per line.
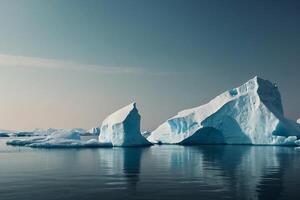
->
0, 129, 15, 137
5, 127, 98, 138
7, 130, 112, 148
0, 133, 10, 137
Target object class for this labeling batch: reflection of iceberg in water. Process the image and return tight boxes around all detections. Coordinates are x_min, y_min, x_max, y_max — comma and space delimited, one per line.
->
97, 147, 147, 191
151, 145, 285, 199
256, 147, 300, 200
224, 147, 281, 199
200, 146, 284, 199
256, 168, 284, 200
122, 148, 147, 189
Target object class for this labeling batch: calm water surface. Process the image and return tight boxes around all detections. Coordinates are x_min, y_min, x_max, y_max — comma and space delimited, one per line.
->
1, 138, 300, 200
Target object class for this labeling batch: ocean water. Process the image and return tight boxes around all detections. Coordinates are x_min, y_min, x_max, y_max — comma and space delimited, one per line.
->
1, 138, 300, 200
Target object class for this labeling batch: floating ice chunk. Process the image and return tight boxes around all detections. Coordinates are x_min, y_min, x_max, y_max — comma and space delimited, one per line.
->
99, 102, 152, 146
274, 136, 299, 146
148, 77, 300, 145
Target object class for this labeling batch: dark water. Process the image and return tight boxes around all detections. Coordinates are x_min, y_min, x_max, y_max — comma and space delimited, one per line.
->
1, 138, 300, 200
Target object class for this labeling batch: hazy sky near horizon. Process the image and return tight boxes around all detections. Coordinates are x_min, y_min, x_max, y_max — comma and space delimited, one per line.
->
0, 0, 300, 131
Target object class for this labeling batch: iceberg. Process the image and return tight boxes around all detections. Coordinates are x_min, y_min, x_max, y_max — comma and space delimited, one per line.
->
99, 102, 152, 147
7, 129, 112, 148
148, 77, 300, 145
297, 119, 300, 124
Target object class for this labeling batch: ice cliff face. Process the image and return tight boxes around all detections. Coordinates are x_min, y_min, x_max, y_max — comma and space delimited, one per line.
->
148, 77, 300, 145
99, 102, 152, 147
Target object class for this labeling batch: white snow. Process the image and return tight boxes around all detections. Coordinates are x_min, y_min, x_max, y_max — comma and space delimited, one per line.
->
7, 129, 112, 148
99, 102, 152, 146
297, 119, 300, 124
148, 77, 300, 145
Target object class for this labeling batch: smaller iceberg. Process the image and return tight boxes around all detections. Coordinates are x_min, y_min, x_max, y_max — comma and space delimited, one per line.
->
297, 119, 300, 124
7, 129, 112, 148
99, 102, 152, 147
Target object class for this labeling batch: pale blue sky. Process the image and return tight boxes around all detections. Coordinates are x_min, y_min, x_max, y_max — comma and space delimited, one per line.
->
0, 0, 299, 130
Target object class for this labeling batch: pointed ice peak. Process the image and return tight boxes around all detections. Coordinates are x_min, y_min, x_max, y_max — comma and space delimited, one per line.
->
175, 76, 283, 119
101, 102, 137, 126
236, 76, 277, 94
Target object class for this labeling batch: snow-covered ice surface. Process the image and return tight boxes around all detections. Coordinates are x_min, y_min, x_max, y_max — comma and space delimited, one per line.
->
7, 129, 112, 148
99, 102, 152, 147
148, 77, 300, 146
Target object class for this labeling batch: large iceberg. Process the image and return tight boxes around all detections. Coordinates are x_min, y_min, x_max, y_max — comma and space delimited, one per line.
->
99, 102, 152, 147
148, 77, 300, 145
